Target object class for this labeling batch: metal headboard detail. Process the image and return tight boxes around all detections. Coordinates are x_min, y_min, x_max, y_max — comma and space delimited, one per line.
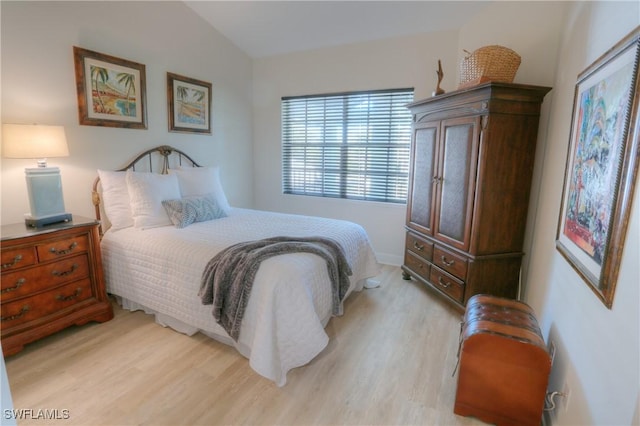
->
92, 145, 201, 236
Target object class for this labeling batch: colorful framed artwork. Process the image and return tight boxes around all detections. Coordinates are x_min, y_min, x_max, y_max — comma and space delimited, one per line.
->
73, 46, 147, 129
556, 27, 639, 308
167, 72, 212, 134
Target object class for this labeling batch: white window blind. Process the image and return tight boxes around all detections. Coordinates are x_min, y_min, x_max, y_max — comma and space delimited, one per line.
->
282, 88, 414, 203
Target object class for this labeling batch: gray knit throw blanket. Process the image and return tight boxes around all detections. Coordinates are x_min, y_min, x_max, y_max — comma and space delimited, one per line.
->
199, 236, 352, 341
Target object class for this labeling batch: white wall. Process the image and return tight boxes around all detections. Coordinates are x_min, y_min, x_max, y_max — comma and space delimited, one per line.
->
0, 1, 254, 225
457, 1, 567, 88
522, 2, 639, 425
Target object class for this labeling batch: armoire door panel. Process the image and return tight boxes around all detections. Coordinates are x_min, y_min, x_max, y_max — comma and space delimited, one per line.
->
407, 124, 438, 235
434, 117, 479, 250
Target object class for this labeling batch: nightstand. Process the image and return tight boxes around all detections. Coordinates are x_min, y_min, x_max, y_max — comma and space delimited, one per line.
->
1, 216, 113, 356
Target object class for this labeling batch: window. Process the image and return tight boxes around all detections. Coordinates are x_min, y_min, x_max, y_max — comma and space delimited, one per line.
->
281, 88, 414, 204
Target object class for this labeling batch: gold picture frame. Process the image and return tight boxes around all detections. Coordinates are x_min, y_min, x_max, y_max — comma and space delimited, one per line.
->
73, 46, 147, 129
556, 27, 640, 308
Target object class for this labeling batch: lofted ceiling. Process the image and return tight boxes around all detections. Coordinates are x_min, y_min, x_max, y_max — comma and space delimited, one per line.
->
184, 1, 492, 58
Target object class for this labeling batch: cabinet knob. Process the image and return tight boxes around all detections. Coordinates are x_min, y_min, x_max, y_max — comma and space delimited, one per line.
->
413, 241, 424, 251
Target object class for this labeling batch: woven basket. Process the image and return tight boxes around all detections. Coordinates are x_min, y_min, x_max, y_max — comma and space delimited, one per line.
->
458, 45, 521, 89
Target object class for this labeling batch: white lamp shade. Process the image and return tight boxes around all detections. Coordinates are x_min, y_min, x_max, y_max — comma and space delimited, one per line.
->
2, 124, 69, 159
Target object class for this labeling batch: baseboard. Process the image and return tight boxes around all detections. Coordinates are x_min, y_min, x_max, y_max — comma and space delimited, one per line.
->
375, 252, 403, 266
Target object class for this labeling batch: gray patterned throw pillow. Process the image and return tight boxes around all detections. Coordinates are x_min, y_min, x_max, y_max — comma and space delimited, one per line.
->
162, 194, 227, 228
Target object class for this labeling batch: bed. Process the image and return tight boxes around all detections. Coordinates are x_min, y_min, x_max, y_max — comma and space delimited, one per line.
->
93, 145, 381, 386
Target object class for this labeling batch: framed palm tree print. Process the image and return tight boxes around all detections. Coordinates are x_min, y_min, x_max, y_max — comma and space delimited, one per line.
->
73, 46, 147, 129
167, 72, 212, 134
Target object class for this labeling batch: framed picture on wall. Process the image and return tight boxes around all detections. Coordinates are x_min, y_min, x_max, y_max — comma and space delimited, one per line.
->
556, 27, 639, 308
167, 72, 212, 134
73, 46, 147, 129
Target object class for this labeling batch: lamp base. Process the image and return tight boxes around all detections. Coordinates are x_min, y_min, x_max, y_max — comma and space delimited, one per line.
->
25, 213, 73, 228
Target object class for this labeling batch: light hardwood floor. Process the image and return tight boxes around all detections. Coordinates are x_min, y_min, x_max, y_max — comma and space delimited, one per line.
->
4, 265, 487, 425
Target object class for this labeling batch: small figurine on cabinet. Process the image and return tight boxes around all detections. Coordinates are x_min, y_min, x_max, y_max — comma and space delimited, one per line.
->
433, 59, 445, 96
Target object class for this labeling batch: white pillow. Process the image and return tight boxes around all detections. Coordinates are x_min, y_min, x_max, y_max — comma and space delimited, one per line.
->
169, 166, 231, 213
126, 171, 181, 229
97, 170, 133, 230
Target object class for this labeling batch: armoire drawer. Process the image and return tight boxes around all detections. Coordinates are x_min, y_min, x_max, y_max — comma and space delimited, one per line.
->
434, 246, 468, 280
404, 251, 431, 282
405, 232, 433, 262
430, 265, 465, 303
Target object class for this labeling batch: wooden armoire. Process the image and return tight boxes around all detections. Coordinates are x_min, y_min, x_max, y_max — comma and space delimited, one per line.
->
401, 82, 551, 308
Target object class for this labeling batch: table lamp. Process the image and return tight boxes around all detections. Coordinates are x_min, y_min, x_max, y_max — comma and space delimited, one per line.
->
2, 123, 73, 227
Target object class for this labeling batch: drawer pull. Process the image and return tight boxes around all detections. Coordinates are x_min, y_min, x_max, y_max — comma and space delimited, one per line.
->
440, 255, 455, 266
413, 241, 424, 251
1, 254, 23, 269
1, 278, 26, 294
438, 276, 451, 288
1, 305, 30, 322
55, 287, 83, 302
49, 241, 78, 256
52, 264, 78, 277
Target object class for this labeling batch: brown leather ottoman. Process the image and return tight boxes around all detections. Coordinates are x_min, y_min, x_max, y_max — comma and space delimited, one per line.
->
454, 294, 551, 426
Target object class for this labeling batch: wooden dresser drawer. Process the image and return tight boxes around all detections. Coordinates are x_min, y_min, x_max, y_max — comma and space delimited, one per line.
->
404, 250, 430, 282
405, 232, 433, 262
37, 234, 88, 262
430, 265, 464, 303
1, 254, 90, 302
434, 245, 468, 280
1, 246, 37, 271
1, 278, 93, 331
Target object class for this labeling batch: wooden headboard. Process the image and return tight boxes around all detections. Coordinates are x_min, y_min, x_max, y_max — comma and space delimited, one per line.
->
92, 145, 201, 236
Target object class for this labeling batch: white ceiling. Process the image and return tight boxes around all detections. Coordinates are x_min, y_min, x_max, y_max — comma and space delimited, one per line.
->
184, 1, 491, 58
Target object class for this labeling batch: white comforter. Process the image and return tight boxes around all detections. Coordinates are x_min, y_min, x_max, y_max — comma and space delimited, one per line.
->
101, 208, 380, 386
